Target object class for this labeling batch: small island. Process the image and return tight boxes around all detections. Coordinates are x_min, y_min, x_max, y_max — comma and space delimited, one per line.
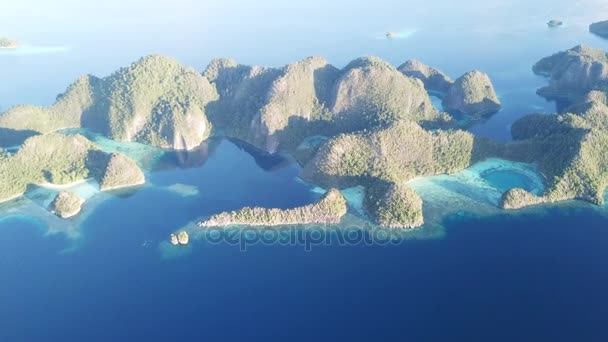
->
0, 37, 18, 49
50, 191, 84, 218
198, 188, 347, 227
0, 133, 145, 212
99, 153, 146, 191
547, 20, 563, 28
398, 59, 454, 93
170, 231, 189, 245
590, 20, 608, 38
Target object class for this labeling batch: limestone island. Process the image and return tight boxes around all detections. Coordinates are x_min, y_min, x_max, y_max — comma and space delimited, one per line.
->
533, 45, 608, 102
99, 153, 145, 191
442, 71, 501, 119
398, 60, 501, 118
198, 188, 347, 227
499, 45, 608, 209
0, 38, 18, 49
398, 59, 454, 94
0, 133, 144, 214
170, 231, 189, 245
590, 20, 608, 38
1, 48, 607, 228
50, 191, 84, 218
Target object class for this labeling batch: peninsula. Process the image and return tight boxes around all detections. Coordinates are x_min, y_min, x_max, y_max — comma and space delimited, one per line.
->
199, 188, 347, 227
590, 20, 608, 38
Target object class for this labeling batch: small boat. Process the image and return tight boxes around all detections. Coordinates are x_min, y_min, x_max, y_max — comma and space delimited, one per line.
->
385, 32, 395, 39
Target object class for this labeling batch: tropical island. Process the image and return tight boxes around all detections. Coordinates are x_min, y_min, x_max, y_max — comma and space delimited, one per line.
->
199, 188, 347, 227
547, 20, 563, 28
0, 133, 144, 213
0, 37, 18, 49
50, 191, 84, 218
590, 20, 608, 38
1, 45, 607, 230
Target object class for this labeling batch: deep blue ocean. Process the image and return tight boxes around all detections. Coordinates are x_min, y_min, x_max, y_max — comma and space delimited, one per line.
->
2, 1, 608, 340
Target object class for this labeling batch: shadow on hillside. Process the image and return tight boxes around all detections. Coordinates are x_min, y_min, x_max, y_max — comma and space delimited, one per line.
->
0, 128, 39, 148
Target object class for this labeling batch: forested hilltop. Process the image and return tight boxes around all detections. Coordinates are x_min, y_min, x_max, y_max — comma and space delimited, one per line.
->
2, 46, 607, 227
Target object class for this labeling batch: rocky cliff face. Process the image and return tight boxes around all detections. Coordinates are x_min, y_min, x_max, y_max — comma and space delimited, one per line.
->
301, 120, 482, 188
398, 59, 454, 93
0, 54, 453, 154
0, 56, 218, 150
204, 56, 445, 153
442, 71, 501, 118
590, 20, 608, 38
204, 56, 339, 153
533, 45, 608, 101
0, 75, 100, 135
96, 55, 218, 149
330, 57, 443, 131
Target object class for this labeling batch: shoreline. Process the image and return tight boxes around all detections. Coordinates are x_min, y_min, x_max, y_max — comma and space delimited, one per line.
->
100, 179, 146, 192
36, 179, 91, 190
0, 193, 26, 205
0, 178, 94, 205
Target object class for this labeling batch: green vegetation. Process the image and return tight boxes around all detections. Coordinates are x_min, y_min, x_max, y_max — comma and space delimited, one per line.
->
101, 55, 218, 149
0, 134, 98, 202
533, 45, 608, 101
0, 75, 98, 135
204, 55, 449, 154
301, 120, 496, 227
99, 153, 145, 191
0, 56, 218, 150
330, 57, 444, 131
0, 133, 144, 204
199, 188, 348, 227
501, 96, 608, 208
397, 59, 454, 93
365, 181, 424, 228
50, 191, 84, 218
204, 56, 339, 153
500, 188, 546, 209
4, 49, 608, 226
442, 71, 501, 119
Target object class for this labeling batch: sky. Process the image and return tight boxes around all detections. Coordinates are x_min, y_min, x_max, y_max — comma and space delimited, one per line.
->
1, 0, 607, 108
3, 0, 607, 38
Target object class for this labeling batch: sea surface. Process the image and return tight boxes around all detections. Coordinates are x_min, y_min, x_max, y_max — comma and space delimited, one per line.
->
2, 1, 608, 340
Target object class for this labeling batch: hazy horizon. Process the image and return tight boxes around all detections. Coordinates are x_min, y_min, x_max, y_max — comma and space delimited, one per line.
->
1, 0, 607, 108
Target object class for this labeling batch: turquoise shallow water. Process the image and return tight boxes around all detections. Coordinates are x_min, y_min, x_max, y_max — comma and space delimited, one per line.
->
1, 140, 608, 341
3, 1, 608, 340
